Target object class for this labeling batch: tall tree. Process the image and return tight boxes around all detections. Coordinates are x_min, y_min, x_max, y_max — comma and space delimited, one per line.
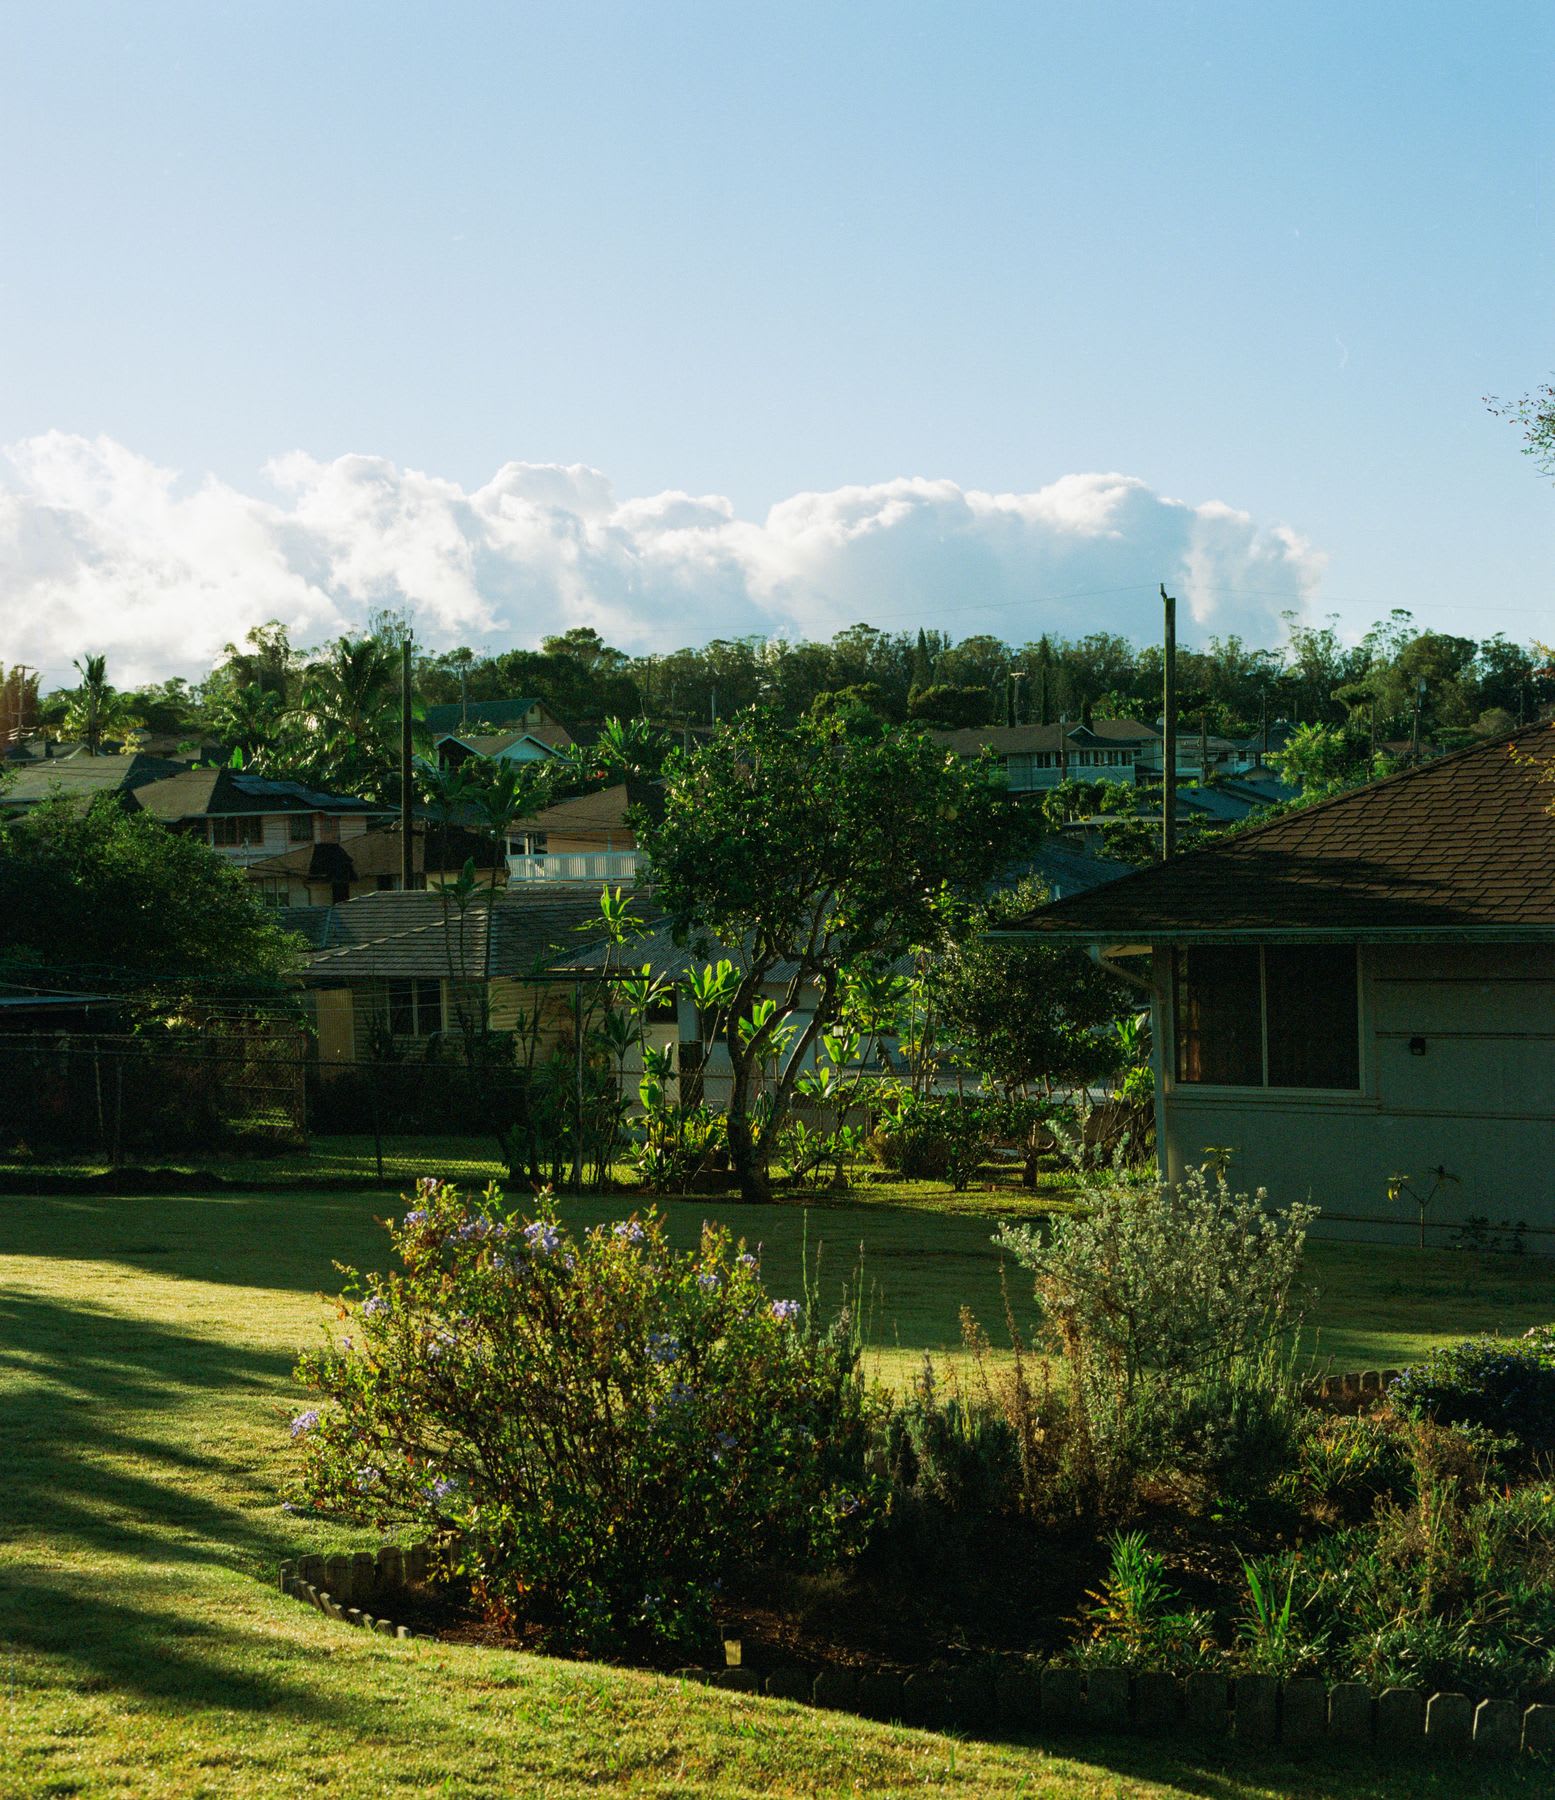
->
636, 709, 1037, 1201
64, 655, 141, 755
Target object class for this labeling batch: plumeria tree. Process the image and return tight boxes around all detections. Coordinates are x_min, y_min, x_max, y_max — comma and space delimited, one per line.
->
633, 708, 1037, 1201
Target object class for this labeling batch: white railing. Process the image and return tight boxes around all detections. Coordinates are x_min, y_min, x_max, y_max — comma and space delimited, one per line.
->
506, 850, 644, 884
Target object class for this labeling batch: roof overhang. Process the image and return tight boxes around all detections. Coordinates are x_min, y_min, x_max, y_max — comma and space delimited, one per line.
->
991, 924, 1555, 947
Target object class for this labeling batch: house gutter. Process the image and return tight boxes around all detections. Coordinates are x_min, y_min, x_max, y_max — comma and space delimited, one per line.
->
1088, 945, 1153, 992
989, 925, 1555, 947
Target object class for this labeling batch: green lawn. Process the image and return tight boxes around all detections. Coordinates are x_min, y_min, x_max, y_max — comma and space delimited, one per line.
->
2, 1186, 1552, 1797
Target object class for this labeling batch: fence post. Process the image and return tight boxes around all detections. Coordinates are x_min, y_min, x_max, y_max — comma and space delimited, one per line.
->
370, 1060, 384, 1185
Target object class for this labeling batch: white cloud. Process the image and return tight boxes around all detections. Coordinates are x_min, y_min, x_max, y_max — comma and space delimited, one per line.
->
0, 433, 1324, 686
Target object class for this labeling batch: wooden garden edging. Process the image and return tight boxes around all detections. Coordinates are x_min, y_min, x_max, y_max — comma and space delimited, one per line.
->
278, 1544, 1554, 1757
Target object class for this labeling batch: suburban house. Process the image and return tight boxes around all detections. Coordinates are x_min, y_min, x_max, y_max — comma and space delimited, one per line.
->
930, 721, 1161, 791
428, 697, 575, 769
506, 779, 660, 885
301, 889, 616, 1066
130, 768, 393, 871
247, 821, 504, 907
1006, 722, 1555, 1247
0, 751, 190, 813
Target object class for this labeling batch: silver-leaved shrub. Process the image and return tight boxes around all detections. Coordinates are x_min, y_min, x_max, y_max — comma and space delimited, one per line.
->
289, 1179, 882, 1654
996, 1168, 1315, 1501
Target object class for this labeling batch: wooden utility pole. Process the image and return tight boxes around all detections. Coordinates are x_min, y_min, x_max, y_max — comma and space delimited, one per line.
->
400, 636, 415, 891
1161, 584, 1177, 859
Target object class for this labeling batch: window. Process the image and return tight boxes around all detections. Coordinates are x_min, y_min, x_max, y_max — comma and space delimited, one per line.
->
289, 813, 314, 843
1174, 945, 1359, 1090
387, 978, 442, 1036
210, 815, 262, 847
255, 877, 288, 907
317, 815, 340, 843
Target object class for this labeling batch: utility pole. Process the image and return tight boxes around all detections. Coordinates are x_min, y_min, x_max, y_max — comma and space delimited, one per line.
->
459, 659, 469, 731
400, 636, 415, 892
1010, 669, 1027, 727
1259, 688, 1269, 764
1161, 585, 1177, 859
1411, 676, 1425, 760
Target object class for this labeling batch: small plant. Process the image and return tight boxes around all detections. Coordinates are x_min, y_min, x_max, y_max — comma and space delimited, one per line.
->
1386, 1165, 1460, 1249
1237, 1553, 1318, 1678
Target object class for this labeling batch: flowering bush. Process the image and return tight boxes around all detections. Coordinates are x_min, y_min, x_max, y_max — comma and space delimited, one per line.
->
288, 1179, 882, 1654
1390, 1329, 1555, 1457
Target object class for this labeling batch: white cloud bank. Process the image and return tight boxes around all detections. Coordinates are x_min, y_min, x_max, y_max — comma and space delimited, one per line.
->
0, 433, 1325, 685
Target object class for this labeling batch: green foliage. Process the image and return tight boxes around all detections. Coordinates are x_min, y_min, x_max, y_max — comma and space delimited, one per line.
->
0, 793, 300, 992
884, 1361, 1022, 1517
905, 682, 994, 728
1069, 1531, 1217, 1672
291, 1183, 882, 1655
919, 875, 1130, 1099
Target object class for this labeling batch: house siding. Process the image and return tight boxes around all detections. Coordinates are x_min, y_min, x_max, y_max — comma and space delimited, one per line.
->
1154, 942, 1555, 1247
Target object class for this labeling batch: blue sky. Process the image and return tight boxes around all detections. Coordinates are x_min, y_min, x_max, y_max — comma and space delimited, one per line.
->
0, 1, 1550, 682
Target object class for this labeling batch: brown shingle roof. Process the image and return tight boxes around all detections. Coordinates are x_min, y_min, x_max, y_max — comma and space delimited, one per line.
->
1007, 723, 1555, 942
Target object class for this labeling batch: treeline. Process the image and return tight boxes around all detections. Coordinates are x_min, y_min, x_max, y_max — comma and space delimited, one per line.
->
18, 606, 1555, 772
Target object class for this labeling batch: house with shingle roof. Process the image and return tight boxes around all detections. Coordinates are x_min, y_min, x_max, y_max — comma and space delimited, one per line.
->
1004, 722, 1555, 1246
300, 888, 618, 1066
131, 768, 393, 878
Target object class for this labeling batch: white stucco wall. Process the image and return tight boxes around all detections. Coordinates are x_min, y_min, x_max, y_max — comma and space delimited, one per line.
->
1153, 942, 1555, 1249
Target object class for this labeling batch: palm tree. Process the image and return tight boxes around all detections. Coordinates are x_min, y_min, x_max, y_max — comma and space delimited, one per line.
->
65, 655, 140, 755
294, 635, 407, 797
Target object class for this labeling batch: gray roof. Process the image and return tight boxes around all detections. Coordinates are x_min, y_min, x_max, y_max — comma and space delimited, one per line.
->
0, 753, 188, 807
303, 890, 612, 982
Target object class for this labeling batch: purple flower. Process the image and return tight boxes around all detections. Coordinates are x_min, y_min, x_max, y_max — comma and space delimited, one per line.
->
697, 1271, 721, 1292
424, 1327, 455, 1361
453, 1215, 494, 1242
523, 1220, 562, 1256
402, 1208, 428, 1228
427, 1474, 460, 1504
290, 1409, 319, 1438
354, 1465, 381, 1489
736, 1251, 759, 1270
612, 1219, 647, 1246
646, 1331, 680, 1364
770, 1299, 801, 1324
362, 1295, 390, 1318
714, 1430, 737, 1451
415, 1176, 446, 1199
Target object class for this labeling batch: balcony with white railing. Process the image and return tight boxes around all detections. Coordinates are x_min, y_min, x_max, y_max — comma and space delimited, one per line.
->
506, 849, 645, 884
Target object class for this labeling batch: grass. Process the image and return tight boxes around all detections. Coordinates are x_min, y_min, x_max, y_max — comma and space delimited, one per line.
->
2, 1187, 1553, 1798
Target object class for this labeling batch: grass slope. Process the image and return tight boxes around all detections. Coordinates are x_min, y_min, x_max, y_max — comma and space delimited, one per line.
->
1, 1187, 1551, 1797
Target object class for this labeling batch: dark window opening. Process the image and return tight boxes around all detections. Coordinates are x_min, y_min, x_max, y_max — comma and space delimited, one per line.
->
288, 813, 314, 843
387, 978, 441, 1037
1174, 946, 1262, 1085
1175, 945, 1359, 1091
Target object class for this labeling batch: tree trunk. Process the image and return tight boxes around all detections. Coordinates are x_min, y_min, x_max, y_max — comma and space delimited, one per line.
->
726, 1109, 773, 1204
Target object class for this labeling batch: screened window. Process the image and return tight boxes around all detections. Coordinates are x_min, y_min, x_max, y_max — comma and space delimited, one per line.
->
289, 812, 314, 843
1174, 945, 1359, 1091
210, 815, 262, 847
387, 978, 442, 1036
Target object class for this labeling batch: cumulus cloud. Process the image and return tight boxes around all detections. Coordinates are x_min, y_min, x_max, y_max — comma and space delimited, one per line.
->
0, 433, 1324, 685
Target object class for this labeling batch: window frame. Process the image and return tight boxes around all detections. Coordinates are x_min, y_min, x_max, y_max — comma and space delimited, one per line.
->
1172, 943, 1362, 1095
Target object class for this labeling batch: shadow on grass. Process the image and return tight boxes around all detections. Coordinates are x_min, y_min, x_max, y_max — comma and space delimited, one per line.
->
0, 1286, 350, 1717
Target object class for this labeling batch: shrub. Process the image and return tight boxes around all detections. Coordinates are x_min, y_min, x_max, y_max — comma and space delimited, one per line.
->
288, 1180, 882, 1655
870, 1092, 996, 1188
884, 1361, 1022, 1517
1390, 1330, 1555, 1457
995, 1168, 1314, 1502
1283, 1413, 1411, 1522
